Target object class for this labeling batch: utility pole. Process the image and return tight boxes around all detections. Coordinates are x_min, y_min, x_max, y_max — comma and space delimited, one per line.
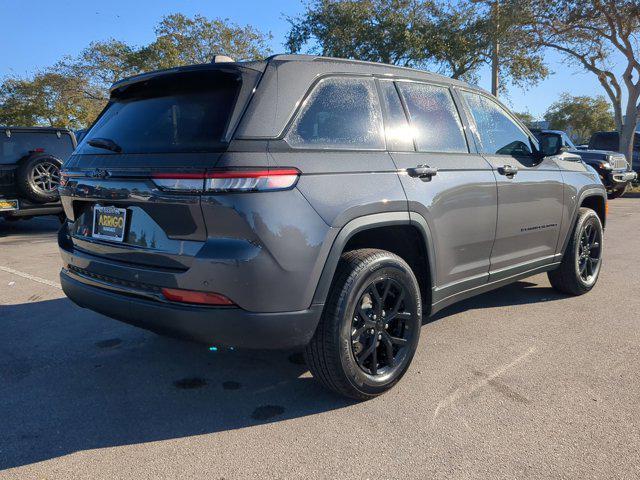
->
491, 0, 500, 97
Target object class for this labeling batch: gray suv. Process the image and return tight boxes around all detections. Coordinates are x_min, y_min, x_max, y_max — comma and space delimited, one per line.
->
58, 55, 606, 399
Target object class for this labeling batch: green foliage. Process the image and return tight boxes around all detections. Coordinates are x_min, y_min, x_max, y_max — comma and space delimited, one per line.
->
286, 0, 429, 66
0, 14, 272, 129
286, 0, 549, 88
544, 93, 615, 144
0, 71, 103, 129
147, 13, 272, 68
513, 111, 536, 127
529, 0, 640, 159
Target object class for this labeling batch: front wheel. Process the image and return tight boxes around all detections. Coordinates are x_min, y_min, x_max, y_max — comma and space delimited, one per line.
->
305, 249, 422, 400
548, 207, 603, 295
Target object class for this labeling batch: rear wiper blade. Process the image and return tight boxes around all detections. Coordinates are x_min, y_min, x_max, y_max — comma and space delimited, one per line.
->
88, 137, 123, 153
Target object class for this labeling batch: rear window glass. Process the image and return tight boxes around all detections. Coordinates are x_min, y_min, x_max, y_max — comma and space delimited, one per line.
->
396, 82, 468, 153
0, 131, 75, 164
77, 72, 241, 154
286, 77, 384, 150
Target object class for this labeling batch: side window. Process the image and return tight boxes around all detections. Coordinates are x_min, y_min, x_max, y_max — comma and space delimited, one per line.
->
396, 82, 468, 153
462, 91, 534, 156
286, 77, 384, 150
378, 80, 414, 151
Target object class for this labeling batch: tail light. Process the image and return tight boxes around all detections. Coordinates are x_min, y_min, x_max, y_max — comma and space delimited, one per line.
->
161, 287, 235, 306
152, 168, 300, 193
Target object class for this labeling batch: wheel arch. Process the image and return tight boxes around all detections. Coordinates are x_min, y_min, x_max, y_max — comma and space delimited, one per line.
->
312, 212, 436, 314
559, 188, 607, 256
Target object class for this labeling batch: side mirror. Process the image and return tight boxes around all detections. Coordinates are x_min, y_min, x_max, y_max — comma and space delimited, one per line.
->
537, 132, 568, 157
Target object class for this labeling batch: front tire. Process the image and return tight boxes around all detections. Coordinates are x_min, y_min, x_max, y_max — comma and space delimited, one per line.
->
305, 249, 422, 400
548, 207, 603, 295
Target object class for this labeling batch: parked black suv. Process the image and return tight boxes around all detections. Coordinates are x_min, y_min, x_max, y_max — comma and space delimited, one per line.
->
1, 127, 76, 220
59, 55, 606, 399
589, 131, 640, 179
531, 129, 636, 198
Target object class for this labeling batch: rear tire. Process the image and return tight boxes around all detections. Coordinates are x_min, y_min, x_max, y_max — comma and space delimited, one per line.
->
548, 207, 603, 295
305, 249, 422, 400
17, 154, 62, 203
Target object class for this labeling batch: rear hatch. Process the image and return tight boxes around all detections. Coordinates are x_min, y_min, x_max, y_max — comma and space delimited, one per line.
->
61, 64, 263, 270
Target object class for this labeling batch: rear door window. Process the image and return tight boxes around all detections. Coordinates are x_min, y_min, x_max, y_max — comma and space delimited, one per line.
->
461, 91, 535, 156
396, 82, 468, 153
286, 77, 384, 150
77, 71, 242, 155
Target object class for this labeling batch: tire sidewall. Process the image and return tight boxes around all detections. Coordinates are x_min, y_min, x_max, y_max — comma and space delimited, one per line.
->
18, 155, 62, 203
335, 255, 422, 396
571, 210, 603, 290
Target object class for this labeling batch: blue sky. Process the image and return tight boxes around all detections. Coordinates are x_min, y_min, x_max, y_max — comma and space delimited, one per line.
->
0, 0, 614, 117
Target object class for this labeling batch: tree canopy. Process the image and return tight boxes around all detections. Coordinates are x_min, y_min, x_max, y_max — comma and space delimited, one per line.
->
544, 93, 616, 144
529, 0, 640, 159
0, 13, 272, 129
286, 0, 548, 90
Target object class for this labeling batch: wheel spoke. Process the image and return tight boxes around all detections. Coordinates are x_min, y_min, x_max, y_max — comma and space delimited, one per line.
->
368, 284, 382, 308
381, 279, 391, 303
383, 331, 407, 346
370, 342, 378, 375
359, 339, 376, 362
358, 306, 376, 328
352, 325, 367, 340
382, 335, 395, 368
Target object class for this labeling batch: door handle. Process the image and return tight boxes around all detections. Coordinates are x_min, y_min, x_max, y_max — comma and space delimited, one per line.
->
498, 165, 518, 177
407, 165, 438, 180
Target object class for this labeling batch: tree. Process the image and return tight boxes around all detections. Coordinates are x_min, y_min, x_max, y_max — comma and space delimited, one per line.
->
0, 14, 272, 129
513, 110, 536, 127
544, 93, 615, 143
286, 0, 548, 95
285, 0, 429, 67
529, 0, 640, 161
0, 72, 103, 129
146, 13, 272, 68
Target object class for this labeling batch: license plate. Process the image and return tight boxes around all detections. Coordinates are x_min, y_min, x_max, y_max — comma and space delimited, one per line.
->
92, 206, 127, 242
0, 199, 19, 211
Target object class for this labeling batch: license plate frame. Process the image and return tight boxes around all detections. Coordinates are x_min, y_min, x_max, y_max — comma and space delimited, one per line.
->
92, 205, 127, 242
0, 199, 19, 212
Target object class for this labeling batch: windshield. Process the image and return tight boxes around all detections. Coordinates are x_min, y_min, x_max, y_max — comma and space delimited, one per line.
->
77, 71, 241, 155
561, 133, 576, 149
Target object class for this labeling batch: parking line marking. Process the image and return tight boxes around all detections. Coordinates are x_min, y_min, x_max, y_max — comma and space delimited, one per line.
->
0, 266, 62, 290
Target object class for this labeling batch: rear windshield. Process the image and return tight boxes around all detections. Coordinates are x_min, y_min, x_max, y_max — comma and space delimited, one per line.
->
77, 71, 242, 155
0, 131, 75, 164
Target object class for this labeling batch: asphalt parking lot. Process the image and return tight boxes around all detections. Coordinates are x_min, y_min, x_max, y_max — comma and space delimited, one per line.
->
1, 197, 639, 479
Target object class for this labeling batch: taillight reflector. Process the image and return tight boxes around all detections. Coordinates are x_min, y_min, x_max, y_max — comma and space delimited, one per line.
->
161, 288, 235, 306
151, 168, 300, 193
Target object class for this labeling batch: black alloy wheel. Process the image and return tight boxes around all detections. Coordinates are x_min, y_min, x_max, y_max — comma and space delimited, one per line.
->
351, 278, 415, 376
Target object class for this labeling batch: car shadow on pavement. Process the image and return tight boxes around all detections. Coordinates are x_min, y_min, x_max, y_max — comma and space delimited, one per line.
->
1, 279, 564, 470
428, 280, 566, 323
0, 216, 61, 238
0, 298, 355, 471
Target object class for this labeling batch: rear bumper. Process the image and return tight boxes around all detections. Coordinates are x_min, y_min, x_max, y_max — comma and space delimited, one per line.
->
60, 269, 322, 349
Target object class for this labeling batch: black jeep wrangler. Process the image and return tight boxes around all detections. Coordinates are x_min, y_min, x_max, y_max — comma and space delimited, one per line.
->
0, 127, 76, 220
